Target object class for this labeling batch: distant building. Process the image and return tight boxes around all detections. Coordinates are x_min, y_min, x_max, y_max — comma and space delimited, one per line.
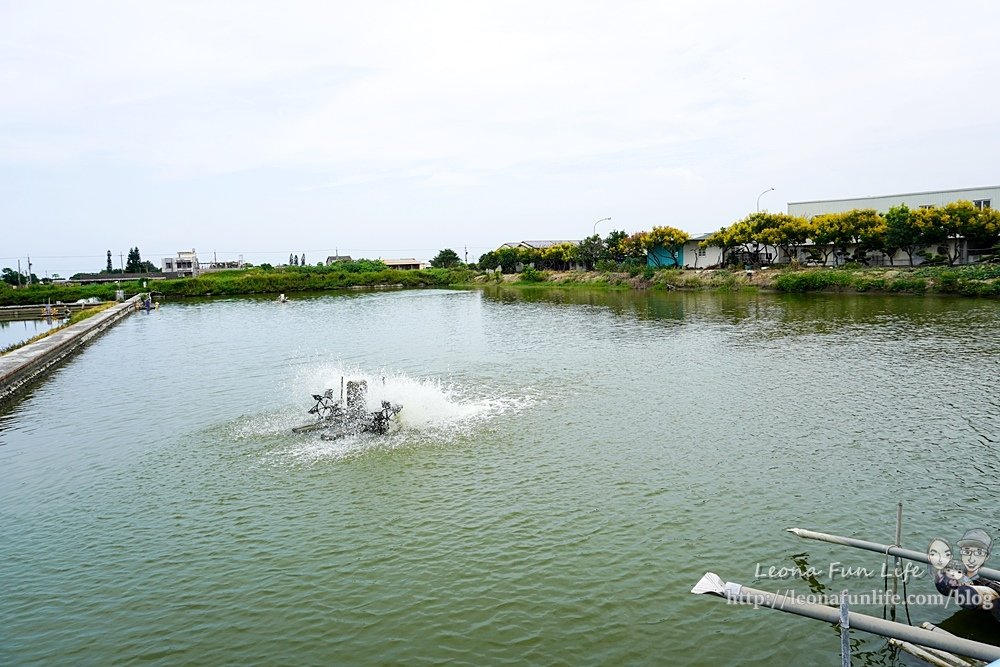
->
325, 255, 354, 265
500, 240, 580, 249
498, 240, 585, 271
161, 249, 200, 277
161, 249, 246, 276
674, 233, 724, 269
787, 185, 997, 219
200, 258, 245, 273
382, 258, 428, 270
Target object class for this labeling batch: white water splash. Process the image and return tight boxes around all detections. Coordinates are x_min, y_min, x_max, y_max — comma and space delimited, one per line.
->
253, 364, 532, 464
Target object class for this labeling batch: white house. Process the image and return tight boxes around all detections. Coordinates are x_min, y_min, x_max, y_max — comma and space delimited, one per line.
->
680, 233, 724, 269
382, 258, 429, 270
161, 249, 199, 276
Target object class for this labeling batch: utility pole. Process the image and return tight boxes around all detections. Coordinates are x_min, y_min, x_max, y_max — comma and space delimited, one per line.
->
26, 254, 32, 285
120, 253, 124, 272
17, 259, 22, 287
464, 246, 468, 263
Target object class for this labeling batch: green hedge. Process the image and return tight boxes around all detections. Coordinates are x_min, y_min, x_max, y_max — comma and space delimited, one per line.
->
152, 267, 473, 297
772, 270, 855, 292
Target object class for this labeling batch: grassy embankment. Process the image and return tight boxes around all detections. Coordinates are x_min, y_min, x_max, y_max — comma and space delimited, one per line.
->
0, 266, 474, 307
3, 263, 999, 309
149, 266, 473, 297
473, 263, 1000, 297
0, 303, 115, 355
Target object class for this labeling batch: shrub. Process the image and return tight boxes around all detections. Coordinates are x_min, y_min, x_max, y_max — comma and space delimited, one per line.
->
855, 278, 886, 292
937, 271, 960, 293
518, 266, 546, 283
773, 270, 853, 292
889, 277, 927, 292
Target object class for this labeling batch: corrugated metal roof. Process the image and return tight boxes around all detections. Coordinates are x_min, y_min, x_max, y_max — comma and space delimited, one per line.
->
788, 185, 1000, 206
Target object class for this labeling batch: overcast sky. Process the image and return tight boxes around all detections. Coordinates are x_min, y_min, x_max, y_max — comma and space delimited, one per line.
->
3, 0, 999, 277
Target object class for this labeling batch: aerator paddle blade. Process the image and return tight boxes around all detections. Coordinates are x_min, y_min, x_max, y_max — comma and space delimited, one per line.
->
691, 572, 726, 596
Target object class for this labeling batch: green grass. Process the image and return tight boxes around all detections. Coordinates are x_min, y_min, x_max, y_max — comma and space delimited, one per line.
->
772, 270, 855, 292
0, 267, 476, 305
770, 264, 1000, 296
5, 263, 999, 305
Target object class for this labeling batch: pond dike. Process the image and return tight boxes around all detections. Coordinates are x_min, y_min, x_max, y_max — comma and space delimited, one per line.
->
0, 296, 142, 404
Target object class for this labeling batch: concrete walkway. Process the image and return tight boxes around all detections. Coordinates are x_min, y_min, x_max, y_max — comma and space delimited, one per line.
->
0, 296, 142, 404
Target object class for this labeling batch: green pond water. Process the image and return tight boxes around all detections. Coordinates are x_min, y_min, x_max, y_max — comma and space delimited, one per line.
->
1, 287, 999, 666
0, 317, 65, 350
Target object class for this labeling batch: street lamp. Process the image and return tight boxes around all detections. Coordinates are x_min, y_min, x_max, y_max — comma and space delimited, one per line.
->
593, 217, 611, 236
757, 187, 774, 212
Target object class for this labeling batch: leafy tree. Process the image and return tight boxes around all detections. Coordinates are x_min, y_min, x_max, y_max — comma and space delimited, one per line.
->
941, 200, 994, 264
575, 234, 606, 270
811, 213, 852, 265
723, 213, 781, 267
125, 247, 143, 273
701, 228, 739, 267
289, 253, 294, 265
293, 254, 299, 266
478, 250, 499, 271
106, 250, 113, 273
2, 267, 23, 286
747, 212, 783, 264
620, 232, 648, 262
604, 230, 629, 262
751, 213, 812, 264
494, 246, 520, 273
518, 246, 543, 268
846, 209, 883, 258
914, 202, 983, 265
539, 243, 577, 270
2, 267, 38, 285
977, 208, 1000, 257
301, 253, 306, 266
883, 204, 922, 266
645, 225, 690, 267
329, 259, 387, 273
855, 213, 888, 264
431, 248, 462, 268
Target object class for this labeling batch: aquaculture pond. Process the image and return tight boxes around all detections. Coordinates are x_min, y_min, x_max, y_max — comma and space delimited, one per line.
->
0, 316, 65, 350
2, 287, 999, 666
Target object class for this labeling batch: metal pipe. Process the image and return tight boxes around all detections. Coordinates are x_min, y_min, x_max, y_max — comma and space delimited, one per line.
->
692, 574, 1000, 662
889, 639, 970, 667
786, 527, 1000, 582
892, 503, 903, 621
840, 589, 851, 667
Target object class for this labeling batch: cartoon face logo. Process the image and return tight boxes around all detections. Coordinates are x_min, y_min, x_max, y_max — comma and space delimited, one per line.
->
957, 529, 992, 577
943, 559, 966, 586
927, 538, 952, 571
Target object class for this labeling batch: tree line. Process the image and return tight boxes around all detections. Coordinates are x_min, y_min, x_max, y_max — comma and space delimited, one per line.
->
475, 225, 691, 272
705, 201, 1000, 267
